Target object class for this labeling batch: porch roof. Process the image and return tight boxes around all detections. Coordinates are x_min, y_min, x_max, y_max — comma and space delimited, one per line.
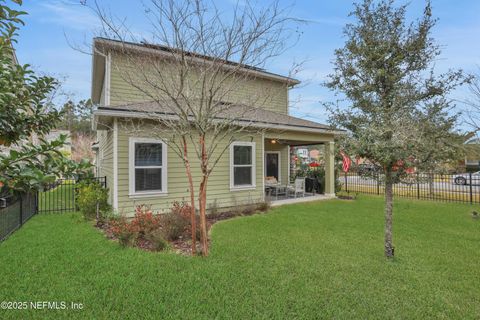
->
94, 102, 344, 135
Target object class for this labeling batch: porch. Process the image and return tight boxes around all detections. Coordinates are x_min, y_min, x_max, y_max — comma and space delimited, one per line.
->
262, 131, 336, 204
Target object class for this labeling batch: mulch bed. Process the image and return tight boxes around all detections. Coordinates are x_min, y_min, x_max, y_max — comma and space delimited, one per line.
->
96, 207, 269, 256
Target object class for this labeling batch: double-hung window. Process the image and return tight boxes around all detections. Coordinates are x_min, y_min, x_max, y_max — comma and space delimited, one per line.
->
129, 138, 167, 196
230, 141, 256, 190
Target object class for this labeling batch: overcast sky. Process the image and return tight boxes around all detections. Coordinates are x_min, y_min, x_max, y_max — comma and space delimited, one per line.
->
15, 0, 480, 127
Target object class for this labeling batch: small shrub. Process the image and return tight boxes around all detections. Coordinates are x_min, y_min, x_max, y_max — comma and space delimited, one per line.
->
106, 202, 200, 250
229, 195, 242, 215
242, 203, 257, 215
257, 201, 271, 212
76, 181, 110, 220
130, 205, 162, 237
208, 199, 219, 215
109, 216, 137, 247
161, 212, 189, 241
145, 229, 169, 251
186, 214, 201, 241
118, 229, 136, 247
336, 191, 358, 200
171, 201, 191, 219
162, 202, 191, 241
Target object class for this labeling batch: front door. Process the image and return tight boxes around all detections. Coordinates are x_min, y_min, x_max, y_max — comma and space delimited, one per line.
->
265, 152, 280, 182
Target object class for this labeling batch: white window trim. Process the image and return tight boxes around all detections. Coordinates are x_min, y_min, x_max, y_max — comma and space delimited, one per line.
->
265, 151, 281, 183
129, 137, 168, 198
230, 141, 256, 191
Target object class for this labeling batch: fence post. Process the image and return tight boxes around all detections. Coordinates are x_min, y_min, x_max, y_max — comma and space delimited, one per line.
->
19, 194, 23, 226
377, 173, 380, 195
344, 171, 348, 193
469, 172, 473, 204
417, 172, 420, 199
35, 190, 39, 214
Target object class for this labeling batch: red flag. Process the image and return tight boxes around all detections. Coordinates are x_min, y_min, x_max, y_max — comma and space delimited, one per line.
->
340, 151, 352, 173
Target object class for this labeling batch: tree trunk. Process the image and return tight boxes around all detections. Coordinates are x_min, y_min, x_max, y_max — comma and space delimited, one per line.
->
198, 134, 209, 256
198, 176, 209, 256
96, 201, 100, 222
384, 169, 394, 258
182, 137, 197, 256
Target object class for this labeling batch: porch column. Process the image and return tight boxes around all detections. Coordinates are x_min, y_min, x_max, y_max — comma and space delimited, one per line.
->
325, 141, 335, 196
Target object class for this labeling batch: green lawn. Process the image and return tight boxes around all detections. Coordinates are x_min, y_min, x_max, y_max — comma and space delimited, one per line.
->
0, 196, 479, 319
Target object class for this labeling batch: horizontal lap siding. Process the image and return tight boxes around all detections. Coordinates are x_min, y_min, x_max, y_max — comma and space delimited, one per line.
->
116, 120, 264, 215
109, 52, 288, 114
96, 130, 114, 203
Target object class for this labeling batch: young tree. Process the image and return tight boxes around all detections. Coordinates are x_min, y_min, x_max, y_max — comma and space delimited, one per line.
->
325, 0, 467, 258
0, 0, 91, 192
57, 99, 95, 162
87, 0, 300, 256
58, 99, 95, 135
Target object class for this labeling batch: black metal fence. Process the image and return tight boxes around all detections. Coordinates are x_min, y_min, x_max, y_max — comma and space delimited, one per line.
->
37, 177, 106, 214
0, 176, 107, 242
0, 193, 37, 241
343, 171, 480, 204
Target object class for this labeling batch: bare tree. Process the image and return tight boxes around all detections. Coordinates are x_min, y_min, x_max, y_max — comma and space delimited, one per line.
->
72, 133, 95, 162
86, 0, 301, 256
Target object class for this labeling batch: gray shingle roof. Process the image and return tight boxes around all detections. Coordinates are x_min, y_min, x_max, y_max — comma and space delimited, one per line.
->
98, 101, 335, 132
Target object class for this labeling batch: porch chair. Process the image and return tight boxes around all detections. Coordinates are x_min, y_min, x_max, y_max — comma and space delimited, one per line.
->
287, 178, 306, 198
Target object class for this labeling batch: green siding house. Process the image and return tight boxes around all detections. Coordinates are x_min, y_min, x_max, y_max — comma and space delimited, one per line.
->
91, 38, 340, 215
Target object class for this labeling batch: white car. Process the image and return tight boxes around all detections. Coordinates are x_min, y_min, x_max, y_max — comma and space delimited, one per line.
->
453, 171, 480, 185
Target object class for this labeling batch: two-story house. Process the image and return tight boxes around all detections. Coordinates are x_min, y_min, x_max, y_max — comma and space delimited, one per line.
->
91, 38, 340, 214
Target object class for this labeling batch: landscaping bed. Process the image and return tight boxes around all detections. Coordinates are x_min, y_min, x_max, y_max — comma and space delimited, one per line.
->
98, 202, 270, 255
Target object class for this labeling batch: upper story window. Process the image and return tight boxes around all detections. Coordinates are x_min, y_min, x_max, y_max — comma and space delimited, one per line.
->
230, 141, 256, 190
129, 138, 167, 196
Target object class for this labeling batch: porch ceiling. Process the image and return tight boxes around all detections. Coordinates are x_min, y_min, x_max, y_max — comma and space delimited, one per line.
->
265, 130, 334, 146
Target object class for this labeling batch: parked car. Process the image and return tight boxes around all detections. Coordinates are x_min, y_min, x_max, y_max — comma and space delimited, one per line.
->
453, 171, 480, 185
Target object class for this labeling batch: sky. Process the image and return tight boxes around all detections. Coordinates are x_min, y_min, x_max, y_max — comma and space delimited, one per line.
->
14, 0, 480, 127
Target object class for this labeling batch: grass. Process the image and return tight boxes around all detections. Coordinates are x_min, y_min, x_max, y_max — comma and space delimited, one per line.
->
0, 196, 479, 319
37, 182, 75, 213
